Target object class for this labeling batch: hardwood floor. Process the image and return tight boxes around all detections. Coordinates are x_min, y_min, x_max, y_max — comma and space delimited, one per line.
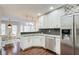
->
61, 43, 79, 55
17, 47, 57, 55
2, 42, 20, 55
2, 43, 57, 55
3, 42, 79, 55
61, 43, 74, 55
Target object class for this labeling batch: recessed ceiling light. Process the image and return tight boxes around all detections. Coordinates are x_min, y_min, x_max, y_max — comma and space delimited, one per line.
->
49, 6, 54, 10
37, 13, 41, 16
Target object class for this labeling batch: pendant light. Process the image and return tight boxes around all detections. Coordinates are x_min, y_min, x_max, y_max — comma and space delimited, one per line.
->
8, 18, 12, 29
8, 17, 12, 40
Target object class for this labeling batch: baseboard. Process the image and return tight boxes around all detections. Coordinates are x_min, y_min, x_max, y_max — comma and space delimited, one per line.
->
45, 48, 57, 55
22, 46, 44, 52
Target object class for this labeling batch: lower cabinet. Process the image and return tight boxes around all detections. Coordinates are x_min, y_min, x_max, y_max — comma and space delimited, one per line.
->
45, 37, 50, 49
20, 35, 45, 50
20, 34, 60, 54
31, 36, 45, 47
45, 36, 60, 54
20, 36, 32, 50
55, 37, 60, 54
45, 37, 56, 51
49, 38, 56, 52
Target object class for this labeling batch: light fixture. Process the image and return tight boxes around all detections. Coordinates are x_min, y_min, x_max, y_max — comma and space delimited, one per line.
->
49, 6, 54, 10
8, 23, 12, 28
8, 18, 12, 29
7, 17, 12, 40
37, 13, 41, 16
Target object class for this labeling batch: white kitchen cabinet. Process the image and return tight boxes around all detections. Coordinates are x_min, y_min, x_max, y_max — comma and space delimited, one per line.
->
55, 37, 60, 54
48, 8, 65, 28
49, 38, 56, 52
39, 12, 61, 28
31, 36, 45, 47
20, 34, 60, 54
39, 8, 65, 28
48, 13, 58, 28
20, 34, 45, 50
45, 36, 60, 54
45, 36, 56, 51
45, 37, 50, 49
61, 15, 73, 29
20, 35, 32, 50
39, 15, 49, 28
39, 16, 45, 28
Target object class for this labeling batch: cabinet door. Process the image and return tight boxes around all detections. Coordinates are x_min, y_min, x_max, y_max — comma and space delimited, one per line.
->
31, 36, 45, 47
55, 37, 60, 54
32, 36, 41, 46
20, 36, 31, 50
39, 15, 49, 28
45, 37, 54, 50
39, 16, 44, 28
45, 37, 50, 49
61, 15, 73, 29
44, 15, 49, 28
48, 12, 59, 28
49, 38, 56, 51
48, 8, 65, 28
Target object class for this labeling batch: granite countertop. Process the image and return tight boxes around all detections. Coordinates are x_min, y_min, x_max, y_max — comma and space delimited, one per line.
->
21, 33, 60, 38
39, 28, 60, 30
21, 31, 42, 34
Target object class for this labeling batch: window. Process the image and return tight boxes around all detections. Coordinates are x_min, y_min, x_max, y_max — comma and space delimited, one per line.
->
12, 25, 17, 36
29, 22, 35, 32
24, 25, 30, 32
20, 22, 35, 32
20, 25, 23, 32
25, 22, 35, 32
1, 24, 6, 35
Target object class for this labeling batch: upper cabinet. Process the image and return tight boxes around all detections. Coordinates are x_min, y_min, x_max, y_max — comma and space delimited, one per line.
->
48, 10, 61, 28
39, 16, 44, 28
39, 15, 49, 28
39, 8, 65, 29
61, 15, 73, 29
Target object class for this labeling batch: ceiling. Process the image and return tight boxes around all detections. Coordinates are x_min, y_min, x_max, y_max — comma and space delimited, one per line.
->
0, 4, 63, 19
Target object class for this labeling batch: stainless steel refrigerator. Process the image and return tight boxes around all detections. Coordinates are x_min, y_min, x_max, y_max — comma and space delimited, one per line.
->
61, 13, 79, 55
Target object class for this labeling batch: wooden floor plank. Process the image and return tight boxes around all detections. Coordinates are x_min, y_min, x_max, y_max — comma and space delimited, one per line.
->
3, 43, 57, 55
19, 47, 57, 55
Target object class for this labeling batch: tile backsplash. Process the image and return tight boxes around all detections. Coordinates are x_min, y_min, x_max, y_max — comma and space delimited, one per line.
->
39, 28, 60, 35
